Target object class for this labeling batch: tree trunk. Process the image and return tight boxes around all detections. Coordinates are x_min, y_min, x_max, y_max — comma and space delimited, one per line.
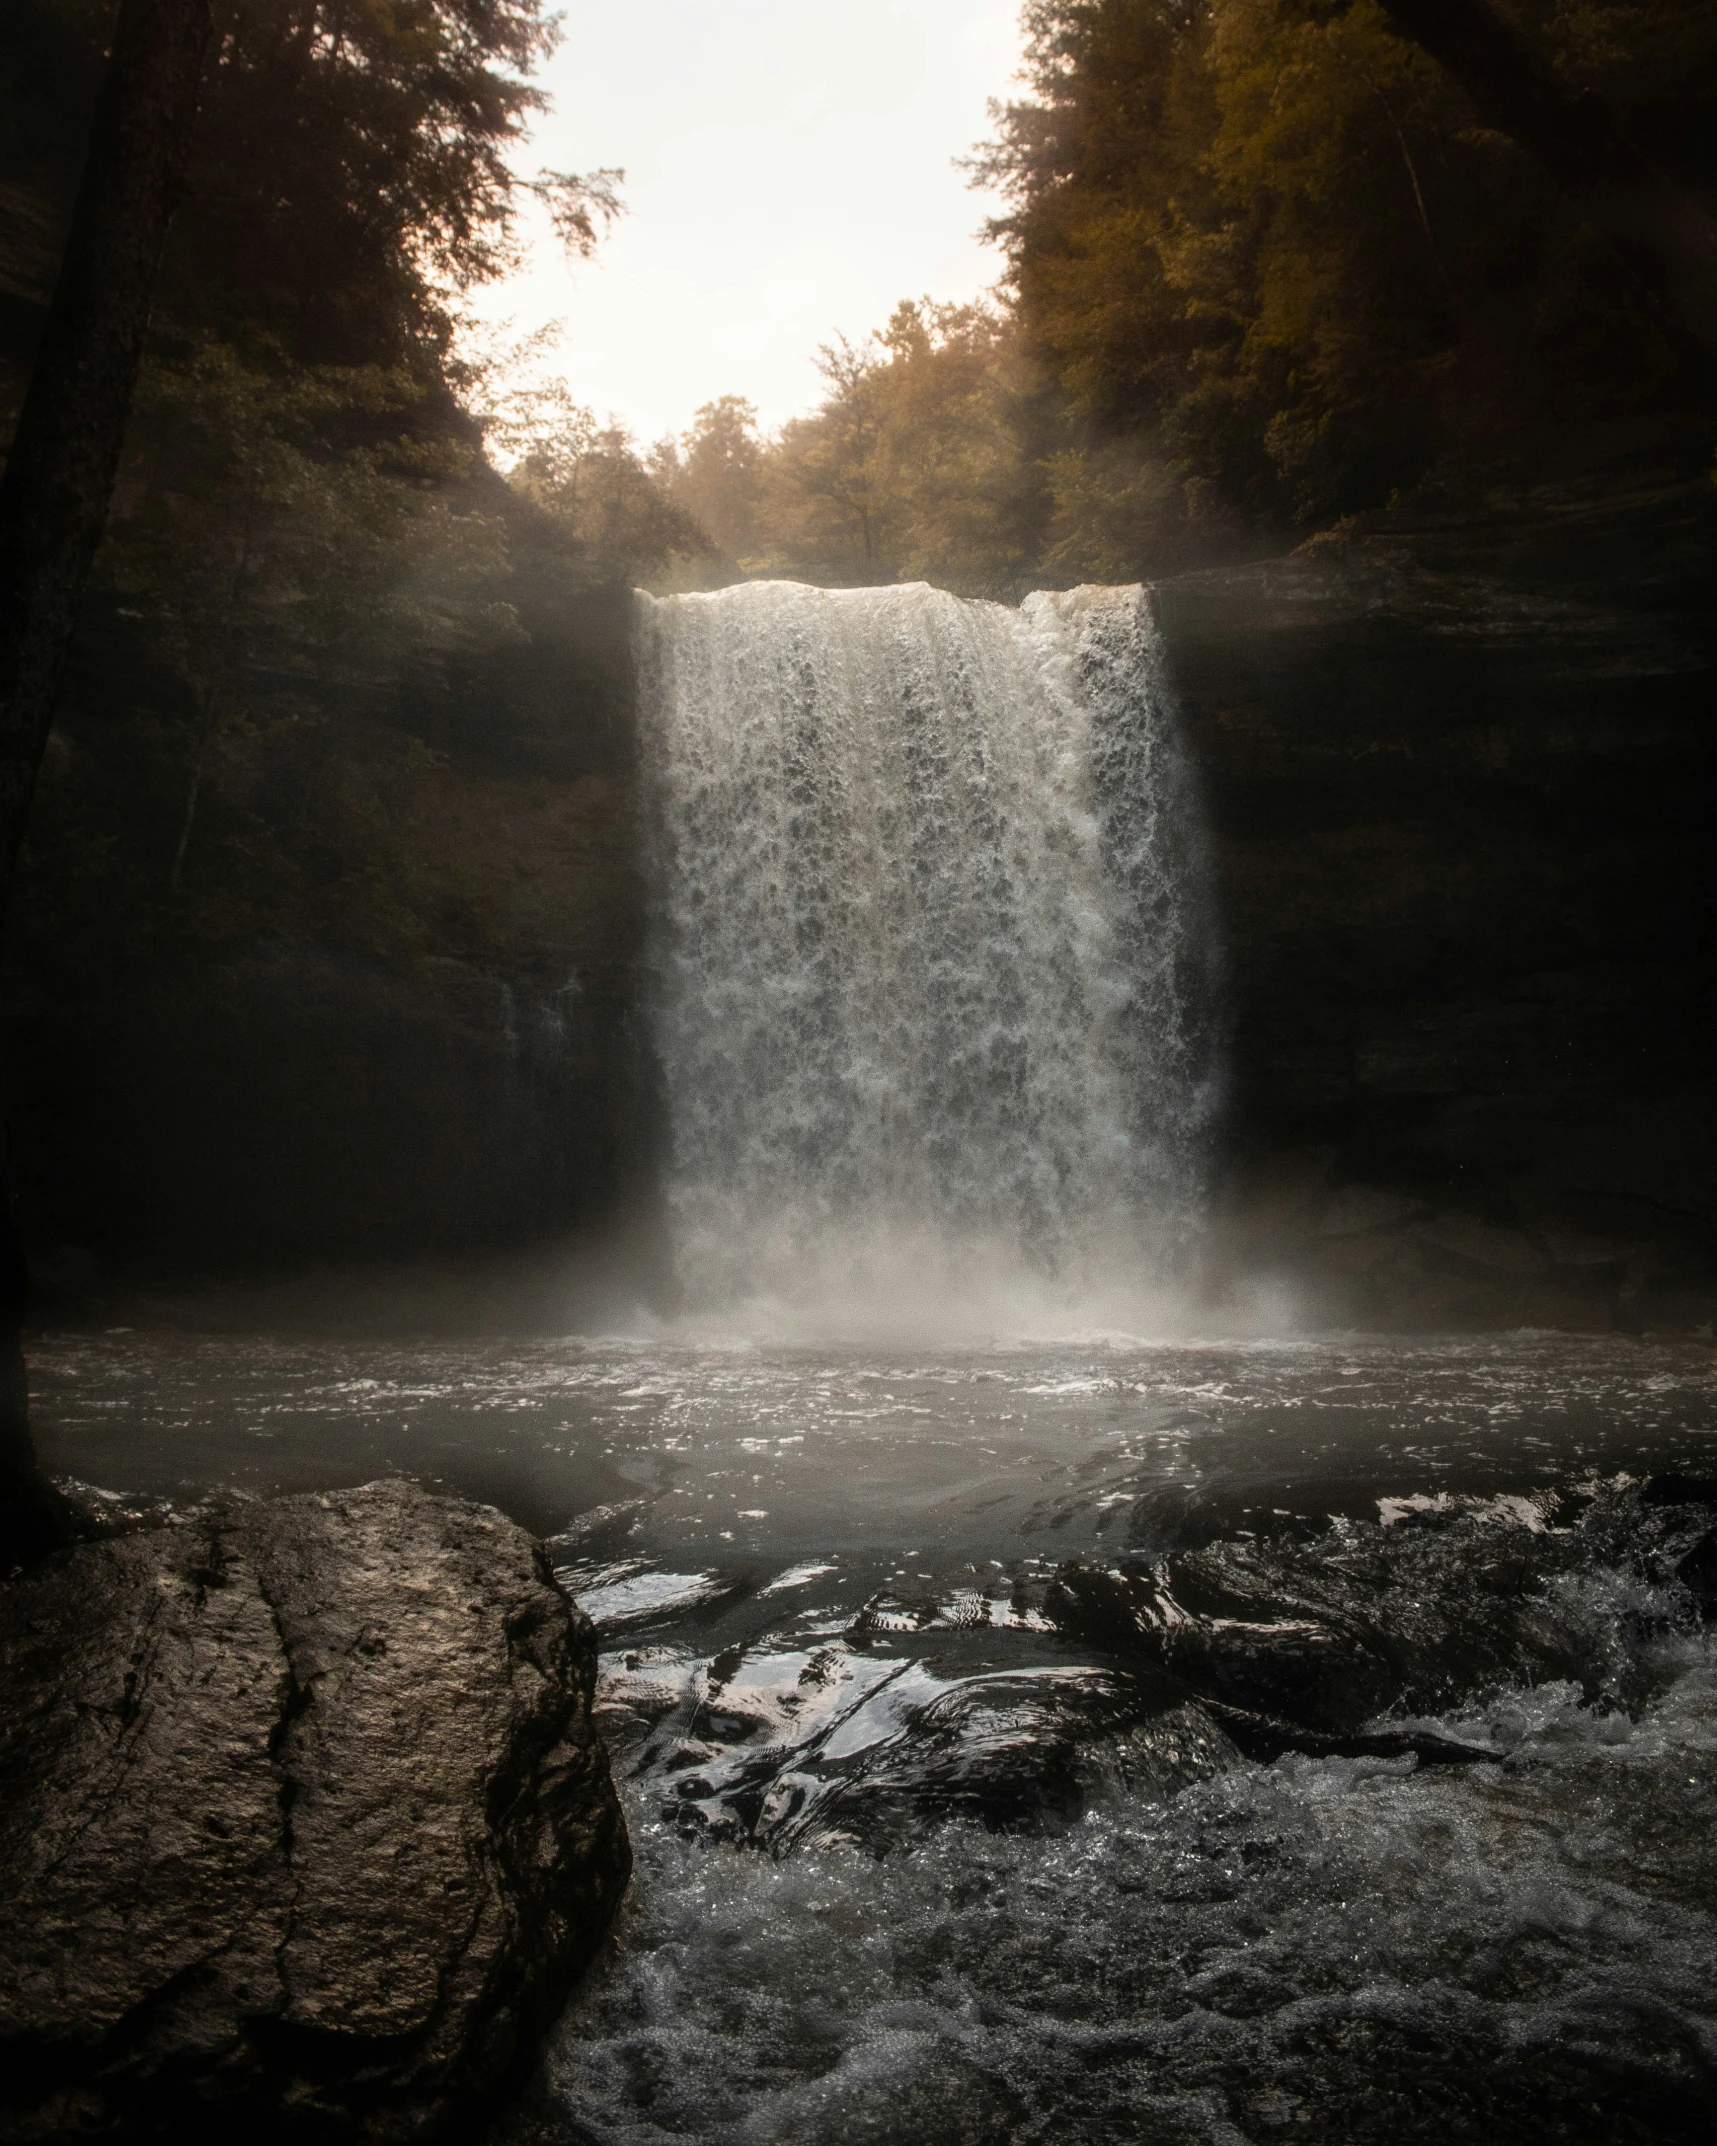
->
1375, 0, 1717, 344
0, 0, 217, 1538
1375, 0, 1603, 188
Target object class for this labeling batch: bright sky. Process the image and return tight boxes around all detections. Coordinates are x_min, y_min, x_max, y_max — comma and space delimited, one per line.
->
471, 0, 1026, 447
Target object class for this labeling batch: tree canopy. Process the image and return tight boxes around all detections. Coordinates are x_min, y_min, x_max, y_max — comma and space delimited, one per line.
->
0, 0, 632, 999
979, 0, 1714, 560
628, 0, 1716, 598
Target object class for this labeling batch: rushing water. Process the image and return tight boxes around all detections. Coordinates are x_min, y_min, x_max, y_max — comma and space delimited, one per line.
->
30, 582, 1716, 2138
635, 580, 1218, 1319
31, 1328, 1717, 2145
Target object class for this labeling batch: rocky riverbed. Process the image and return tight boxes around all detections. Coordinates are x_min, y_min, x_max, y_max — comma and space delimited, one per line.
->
23, 1325, 1717, 2144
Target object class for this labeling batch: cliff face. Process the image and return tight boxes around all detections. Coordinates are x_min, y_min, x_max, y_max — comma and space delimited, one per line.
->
1155, 435, 1716, 1330
8, 585, 661, 1301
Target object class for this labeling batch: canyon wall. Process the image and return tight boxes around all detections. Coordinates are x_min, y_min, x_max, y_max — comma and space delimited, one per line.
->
7, 584, 661, 1307
1155, 432, 1716, 1330
5, 420, 1709, 1332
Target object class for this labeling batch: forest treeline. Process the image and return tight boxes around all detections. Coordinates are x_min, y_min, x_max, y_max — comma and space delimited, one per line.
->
630, 0, 1716, 595
1, 0, 1714, 1008
1, 0, 627, 999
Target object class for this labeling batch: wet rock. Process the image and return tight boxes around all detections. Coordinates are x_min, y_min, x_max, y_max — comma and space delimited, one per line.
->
545, 1498, 649, 1563
1642, 1474, 1717, 1509
1410, 1214, 1548, 1276
0, 1481, 629, 2143
1043, 1485, 1707, 1737
611, 1620, 1241, 1859
756, 1676, 1237, 1856
1046, 1560, 1397, 1736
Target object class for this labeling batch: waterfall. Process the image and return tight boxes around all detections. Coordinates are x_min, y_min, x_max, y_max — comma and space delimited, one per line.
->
635, 579, 1219, 1323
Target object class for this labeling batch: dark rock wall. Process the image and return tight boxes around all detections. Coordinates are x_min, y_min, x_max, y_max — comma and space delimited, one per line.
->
8, 587, 665, 1298
16, 939, 649, 1272
1155, 436, 1716, 1327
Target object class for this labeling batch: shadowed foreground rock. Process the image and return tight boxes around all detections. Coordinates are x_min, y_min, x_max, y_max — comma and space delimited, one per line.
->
0, 1481, 630, 2142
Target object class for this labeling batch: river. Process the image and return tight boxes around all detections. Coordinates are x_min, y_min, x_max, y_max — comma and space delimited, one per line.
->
32, 1324, 1717, 2144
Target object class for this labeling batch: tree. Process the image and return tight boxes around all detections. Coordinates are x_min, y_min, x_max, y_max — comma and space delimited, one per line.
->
493, 379, 706, 577
974, 0, 1715, 567
766, 335, 893, 578
0, 0, 590, 1536
0, 0, 216, 1530
103, 340, 517, 903
745, 305, 1044, 595
1373, 0, 1717, 344
656, 396, 768, 566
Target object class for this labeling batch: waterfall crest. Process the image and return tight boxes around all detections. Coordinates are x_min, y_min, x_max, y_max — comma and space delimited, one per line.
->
635, 579, 1219, 1324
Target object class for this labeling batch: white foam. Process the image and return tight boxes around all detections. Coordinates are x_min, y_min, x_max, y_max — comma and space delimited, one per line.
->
523, 1633, 1717, 2144
635, 580, 1219, 1335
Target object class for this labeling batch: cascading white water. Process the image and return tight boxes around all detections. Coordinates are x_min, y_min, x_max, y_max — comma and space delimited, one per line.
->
635, 579, 1218, 1323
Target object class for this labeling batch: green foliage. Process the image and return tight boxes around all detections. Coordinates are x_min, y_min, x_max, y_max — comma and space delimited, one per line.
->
491, 377, 704, 578
4, 2, 608, 367
2, 0, 633, 999
174, 0, 566, 367
764, 303, 1046, 594
644, 304, 1050, 598
21, 336, 531, 976
658, 0, 1714, 597
983, 0, 1713, 555
651, 396, 768, 567
120, 341, 514, 702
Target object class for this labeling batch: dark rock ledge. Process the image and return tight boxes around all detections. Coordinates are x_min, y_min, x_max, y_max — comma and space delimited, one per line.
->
0, 1482, 630, 2143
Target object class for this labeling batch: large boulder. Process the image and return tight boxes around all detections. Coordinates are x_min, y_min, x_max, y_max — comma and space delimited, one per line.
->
0, 1481, 629, 2142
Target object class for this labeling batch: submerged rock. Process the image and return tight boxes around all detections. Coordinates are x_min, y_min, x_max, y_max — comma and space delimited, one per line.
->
0, 1480, 629, 2142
